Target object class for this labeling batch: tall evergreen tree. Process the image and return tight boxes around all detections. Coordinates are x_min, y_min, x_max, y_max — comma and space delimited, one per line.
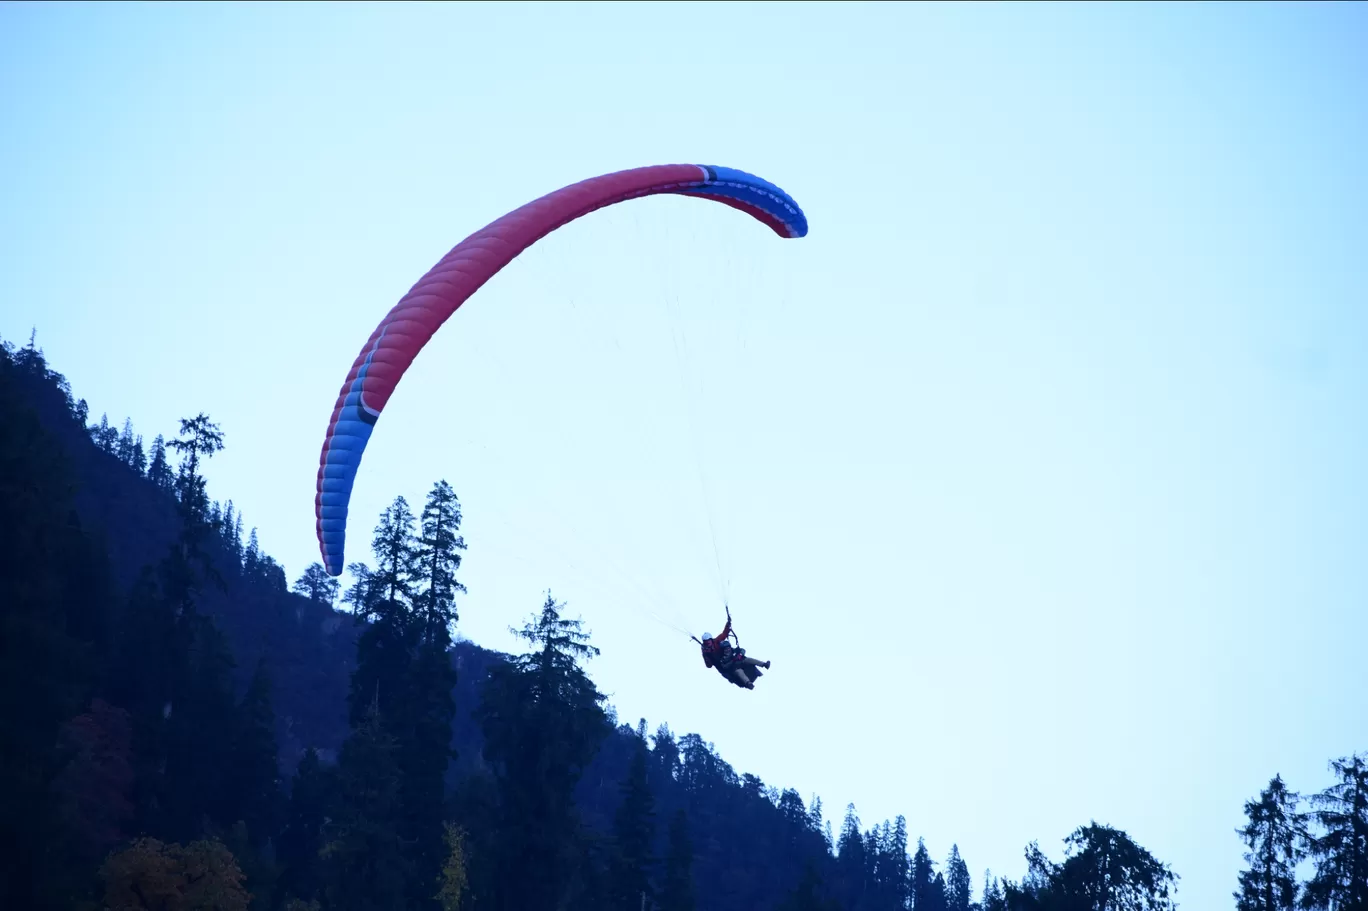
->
1016, 824, 1177, 911
369, 495, 420, 613
836, 803, 867, 909
228, 659, 283, 846
1302, 754, 1368, 911
293, 562, 340, 607
398, 635, 458, 911
147, 434, 173, 491
475, 592, 611, 911
777, 863, 842, 911
93, 413, 115, 452
118, 418, 135, 464
166, 412, 224, 519
322, 699, 409, 911
660, 809, 695, 911
0, 352, 112, 911
278, 748, 333, 907
912, 837, 945, 911
1235, 775, 1304, 911
946, 844, 972, 911
981, 871, 1006, 911
346, 500, 420, 728
415, 480, 466, 640
611, 739, 657, 911
159, 610, 239, 842
244, 528, 261, 575
130, 434, 147, 475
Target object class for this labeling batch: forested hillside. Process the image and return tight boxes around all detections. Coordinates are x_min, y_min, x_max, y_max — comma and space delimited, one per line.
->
3, 330, 1364, 911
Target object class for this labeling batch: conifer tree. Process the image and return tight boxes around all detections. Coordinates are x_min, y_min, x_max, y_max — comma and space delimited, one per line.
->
147, 434, 173, 491
94, 413, 114, 452
415, 480, 467, 641
278, 748, 333, 907
946, 844, 972, 911
228, 660, 282, 847
130, 434, 147, 475
118, 418, 135, 464
167, 412, 224, 519
322, 700, 409, 911
1235, 775, 1304, 911
912, 837, 942, 911
293, 563, 340, 607
1303, 754, 1368, 911
835, 804, 866, 909
611, 739, 657, 911
660, 809, 695, 911
475, 592, 611, 911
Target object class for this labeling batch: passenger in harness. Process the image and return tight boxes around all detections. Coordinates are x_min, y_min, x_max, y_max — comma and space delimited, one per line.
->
697, 609, 770, 690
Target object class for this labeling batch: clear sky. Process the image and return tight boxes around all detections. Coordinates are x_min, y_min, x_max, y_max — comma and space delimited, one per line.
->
4, 1, 1366, 906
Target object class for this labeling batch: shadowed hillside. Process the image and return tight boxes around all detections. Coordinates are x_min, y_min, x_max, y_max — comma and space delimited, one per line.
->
3, 330, 1363, 911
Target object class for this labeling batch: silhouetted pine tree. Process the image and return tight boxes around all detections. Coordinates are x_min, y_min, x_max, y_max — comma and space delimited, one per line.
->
981, 872, 1006, 911
660, 809, 695, 911
167, 412, 224, 520
0, 349, 113, 911
611, 739, 657, 911
1235, 775, 1304, 911
837, 804, 868, 910
946, 844, 972, 911
399, 636, 458, 911
118, 418, 135, 464
415, 479, 466, 639
90, 412, 112, 452
130, 433, 147, 475
1013, 824, 1177, 911
1302, 754, 1368, 911
244, 528, 260, 575
147, 434, 173, 491
778, 863, 842, 911
323, 699, 409, 911
278, 748, 334, 907
347, 499, 419, 729
228, 659, 282, 847
160, 609, 238, 841
913, 837, 945, 911
293, 562, 340, 607
475, 592, 611, 911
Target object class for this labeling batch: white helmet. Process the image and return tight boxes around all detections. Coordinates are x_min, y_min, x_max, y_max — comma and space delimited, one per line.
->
701, 632, 712, 641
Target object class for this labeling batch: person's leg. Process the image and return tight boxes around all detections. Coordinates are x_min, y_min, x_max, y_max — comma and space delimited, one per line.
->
736, 655, 771, 669
731, 666, 754, 688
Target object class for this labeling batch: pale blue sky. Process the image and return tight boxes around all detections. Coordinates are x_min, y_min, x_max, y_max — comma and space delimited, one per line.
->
4, 1, 1366, 906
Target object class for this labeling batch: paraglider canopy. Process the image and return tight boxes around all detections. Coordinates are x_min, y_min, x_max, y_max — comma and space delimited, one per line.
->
315, 163, 809, 576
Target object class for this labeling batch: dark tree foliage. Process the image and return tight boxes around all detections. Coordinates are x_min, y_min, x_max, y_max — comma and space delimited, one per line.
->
294, 562, 341, 607
1235, 775, 1305, 911
0, 341, 116, 911
475, 592, 612, 911
12, 330, 1367, 911
278, 747, 334, 906
912, 836, 947, 911
946, 844, 973, 911
778, 862, 844, 911
415, 479, 467, 640
1003, 824, 1177, 911
1302, 754, 1368, 911
167, 411, 224, 521
660, 809, 696, 911
148, 433, 173, 491
323, 699, 410, 911
610, 737, 657, 910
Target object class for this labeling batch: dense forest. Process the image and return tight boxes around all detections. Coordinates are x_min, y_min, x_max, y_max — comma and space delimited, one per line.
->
2, 329, 1365, 911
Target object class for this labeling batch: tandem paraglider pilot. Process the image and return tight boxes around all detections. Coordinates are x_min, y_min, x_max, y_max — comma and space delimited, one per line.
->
698, 609, 770, 690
